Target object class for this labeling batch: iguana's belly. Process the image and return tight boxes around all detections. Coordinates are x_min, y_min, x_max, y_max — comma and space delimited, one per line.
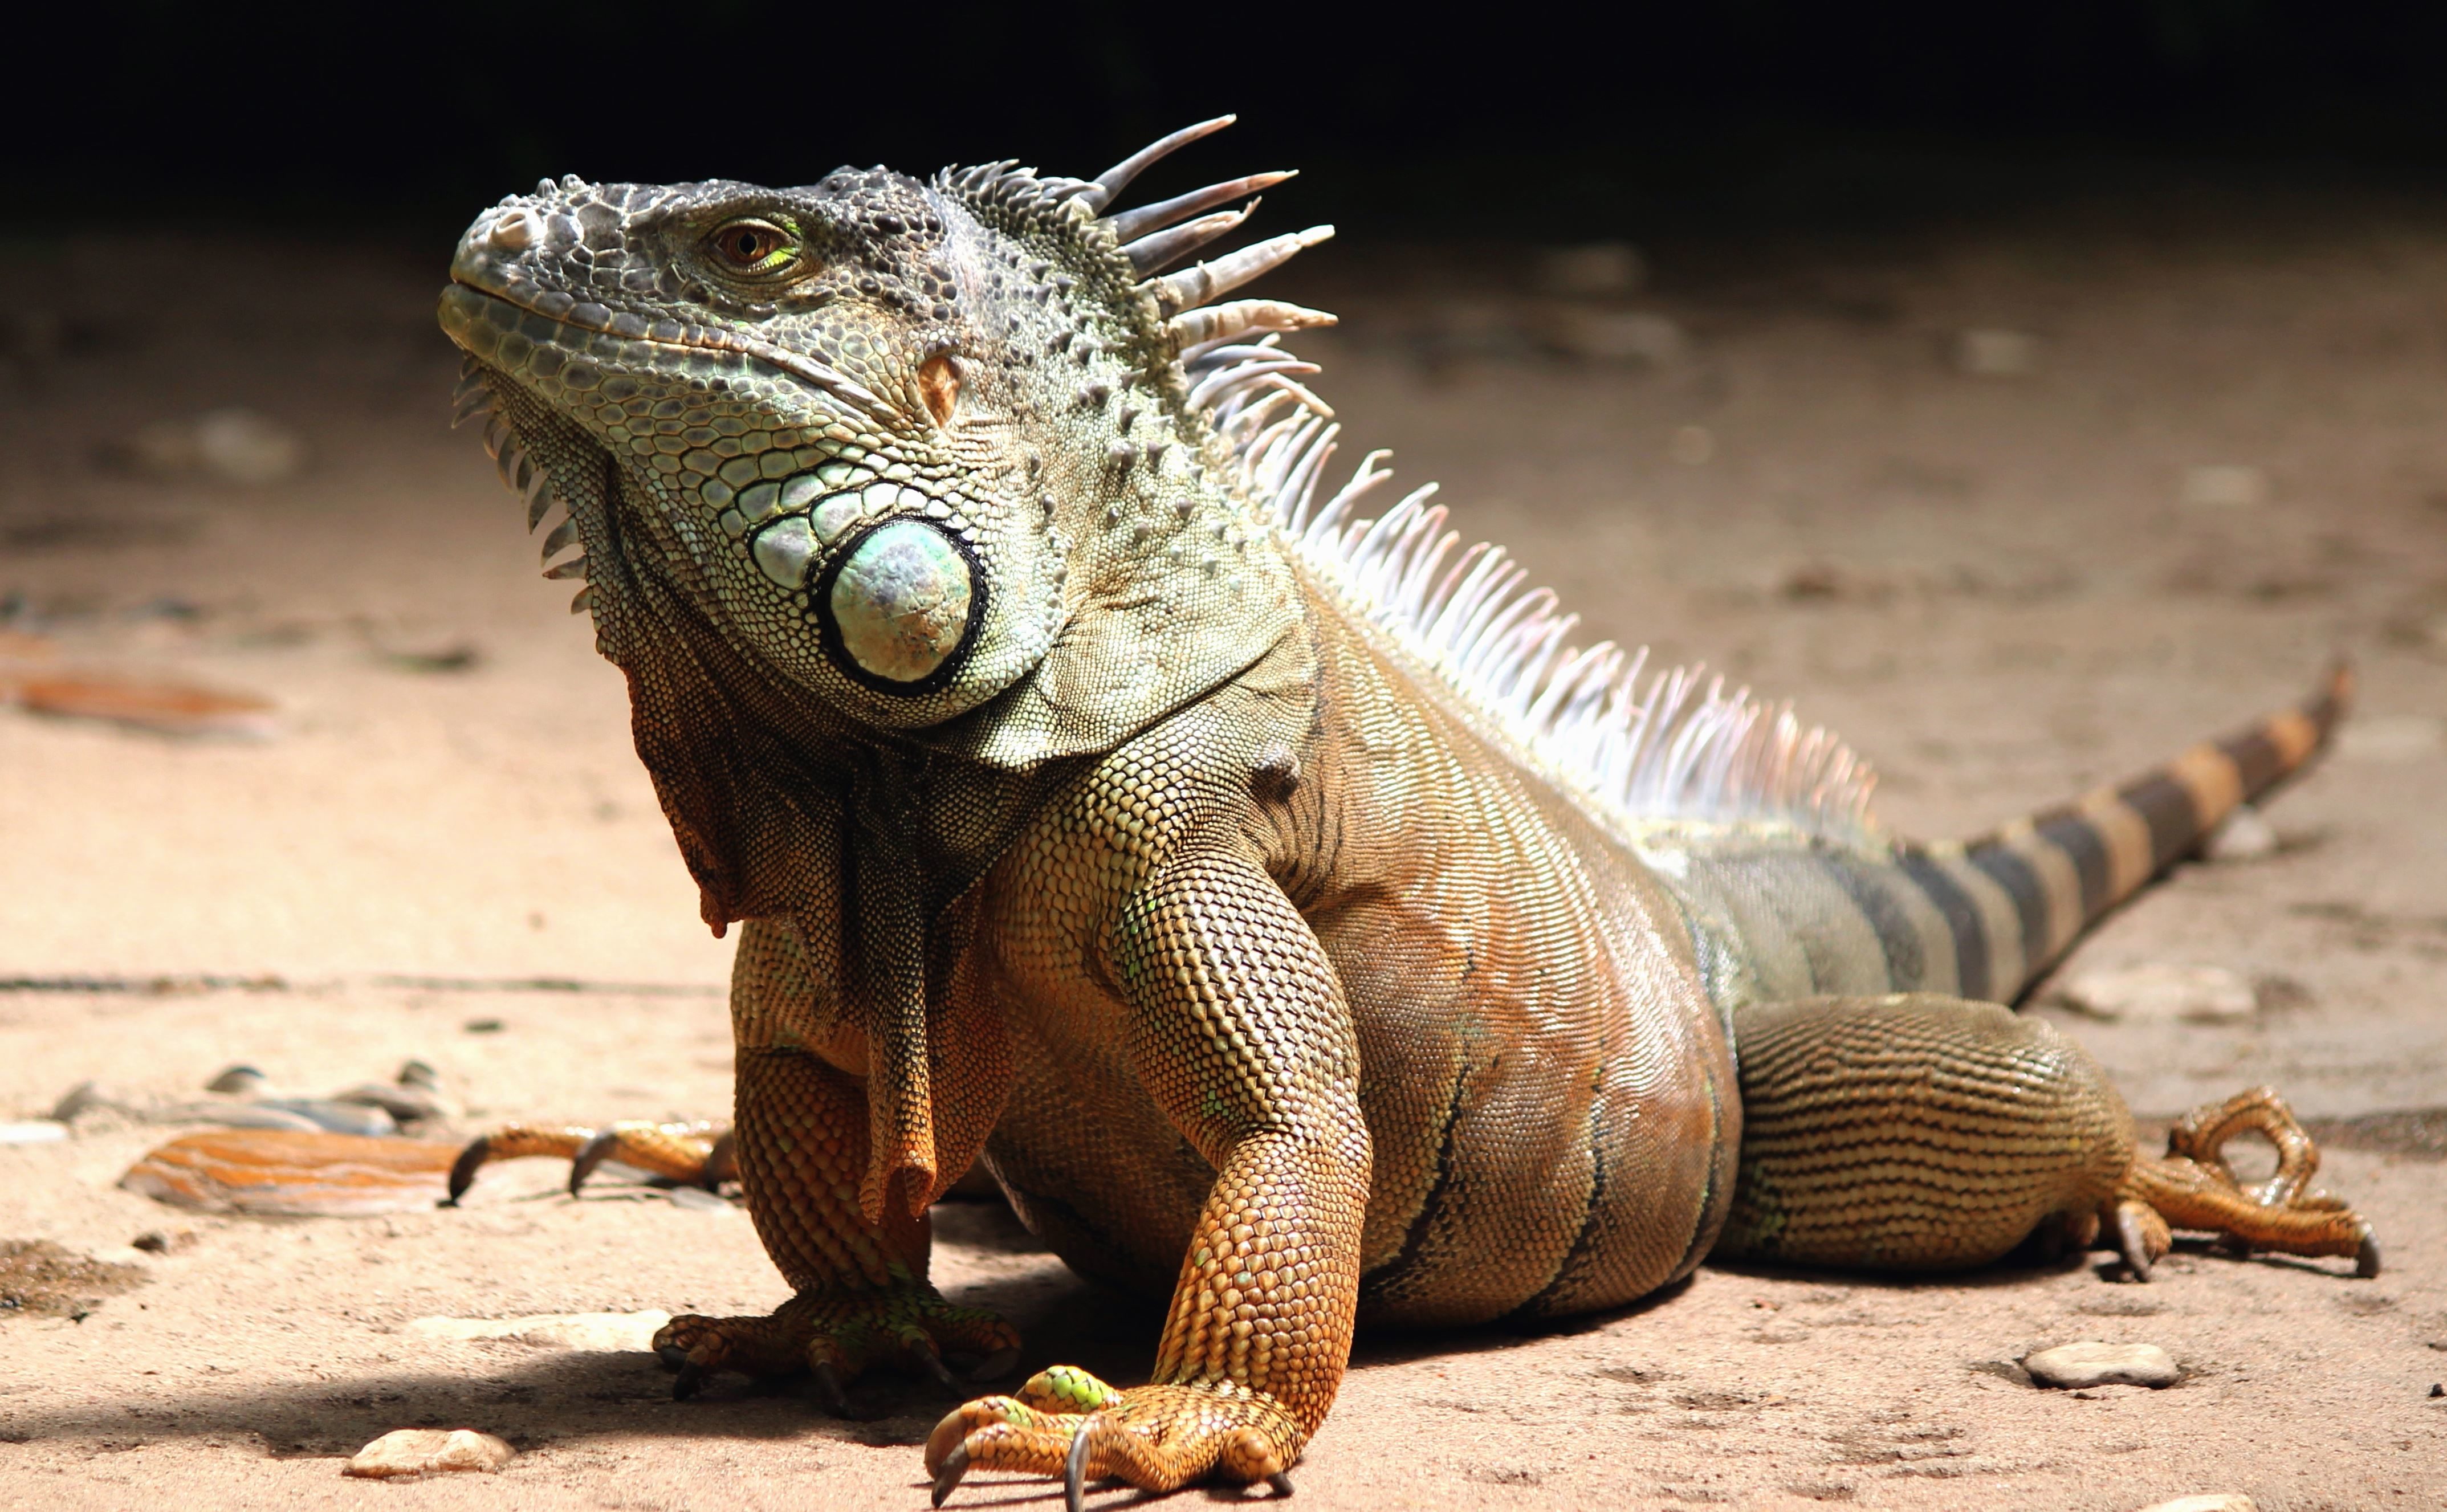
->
974, 610, 1740, 1328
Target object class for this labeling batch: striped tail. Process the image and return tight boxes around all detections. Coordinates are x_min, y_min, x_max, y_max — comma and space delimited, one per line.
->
1916, 662, 2351, 1004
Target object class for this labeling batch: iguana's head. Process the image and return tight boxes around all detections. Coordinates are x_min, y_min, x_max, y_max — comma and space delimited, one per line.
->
439, 119, 1334, 749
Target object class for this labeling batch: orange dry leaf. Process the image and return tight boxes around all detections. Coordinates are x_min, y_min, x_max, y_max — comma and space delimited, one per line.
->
121, 1129, 458, 1216
10, 671, 276, 736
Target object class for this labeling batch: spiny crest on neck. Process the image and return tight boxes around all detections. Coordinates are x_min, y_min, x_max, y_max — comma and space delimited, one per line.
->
941, 118, 1883, 848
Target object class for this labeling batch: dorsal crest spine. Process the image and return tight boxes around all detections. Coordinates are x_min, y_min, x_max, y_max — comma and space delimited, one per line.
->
943, 124, 1882, 846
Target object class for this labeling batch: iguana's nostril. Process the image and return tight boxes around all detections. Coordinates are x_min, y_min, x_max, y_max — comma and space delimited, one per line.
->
488, 211, 538, 252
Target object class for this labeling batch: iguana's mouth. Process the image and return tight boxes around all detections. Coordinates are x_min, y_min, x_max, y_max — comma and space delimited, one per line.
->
438, 278, 890, 421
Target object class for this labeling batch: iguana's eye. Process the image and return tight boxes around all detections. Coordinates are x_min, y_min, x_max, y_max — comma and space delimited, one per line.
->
707, 218, 800, 276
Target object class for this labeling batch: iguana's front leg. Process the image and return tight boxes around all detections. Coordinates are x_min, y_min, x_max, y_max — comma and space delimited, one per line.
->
654, 1046, 1017, 1404
929, 843, 1371, 1507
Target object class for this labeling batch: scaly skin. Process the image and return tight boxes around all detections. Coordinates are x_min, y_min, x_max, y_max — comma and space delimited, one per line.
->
435, 122, 2375, 1505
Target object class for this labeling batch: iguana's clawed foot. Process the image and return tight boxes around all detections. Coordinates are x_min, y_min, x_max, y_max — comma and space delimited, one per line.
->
443, 1119, 734, 1203
654, 1278, 1020, 1406
2116, 1086, 2379, 1281
925, 1367, 1301, 1511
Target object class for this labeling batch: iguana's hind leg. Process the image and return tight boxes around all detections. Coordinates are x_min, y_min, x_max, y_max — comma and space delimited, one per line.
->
1715, 994, 2376, 1278
443, 1120, 732, 1203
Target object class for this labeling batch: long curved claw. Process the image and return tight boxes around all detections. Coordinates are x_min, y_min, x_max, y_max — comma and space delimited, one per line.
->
1267, 1472, 1295, 1498
2356, 1233, 2383, 1279
441, 1123, 599, 1204
808, 1360, 850, 1417
703, 1128, 738, 1189
567, 1120, 727, 1193
930, 1443, 971, 1508
568, 1128, 622, 1195
671, 1360, 705, 1401
895, 1323, 959, 1389
1065, 1417, 1097, 1512
443, 1136, 492, 1206
2111, 1201, 2160, 1282
970, 1346, 1021, 1383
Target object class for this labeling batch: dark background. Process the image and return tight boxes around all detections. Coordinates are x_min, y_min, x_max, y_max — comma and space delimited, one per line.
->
15, 1, 2447, 243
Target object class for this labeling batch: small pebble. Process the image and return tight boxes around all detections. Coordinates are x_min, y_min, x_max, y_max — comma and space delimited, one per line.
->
329, 1081, 450, 1122
1955, 328, 2038, 377
463, 1017, 505, 1034
2051, 964, 2256, 1024
0, 1119, 68, 1145
203, 1065, 268, 1095
2136, 1497, 2258, 1512
2180, 464, 2269, 508
2024, 1341, 2181, 1389
2200, 805, 2277, 863
343, 1427, 514, 1478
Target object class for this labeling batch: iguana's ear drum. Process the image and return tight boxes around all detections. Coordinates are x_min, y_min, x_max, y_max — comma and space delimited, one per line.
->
814, 519, 985, 695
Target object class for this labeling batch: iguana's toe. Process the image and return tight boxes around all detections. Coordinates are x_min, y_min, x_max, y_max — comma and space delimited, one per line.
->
2119, 1086, 2379, 1276
925, 1369, 1302, 1508
443, 1119, 730, 1203
652, 1284, 1020, 1408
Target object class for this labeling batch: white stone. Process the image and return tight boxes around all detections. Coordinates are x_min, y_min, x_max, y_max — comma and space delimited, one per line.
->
404, 1309, 671, 1352
343, 1428, 514, 1478
2201, 805, 2277, 863
0, 1119, 68, 1144
2136, 1497, 2258, 1512
1955, 328, 2038, 377
2053, 964, 2255, 1024
2180, 463, 2269, 507
2023, 1340, 2181, 1389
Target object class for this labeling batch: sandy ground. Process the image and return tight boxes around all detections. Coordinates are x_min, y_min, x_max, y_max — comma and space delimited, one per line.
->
3, 183, 2445, 1509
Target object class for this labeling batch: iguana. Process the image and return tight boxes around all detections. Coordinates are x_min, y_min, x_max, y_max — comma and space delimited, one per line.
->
434, 117, 2377, 1507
